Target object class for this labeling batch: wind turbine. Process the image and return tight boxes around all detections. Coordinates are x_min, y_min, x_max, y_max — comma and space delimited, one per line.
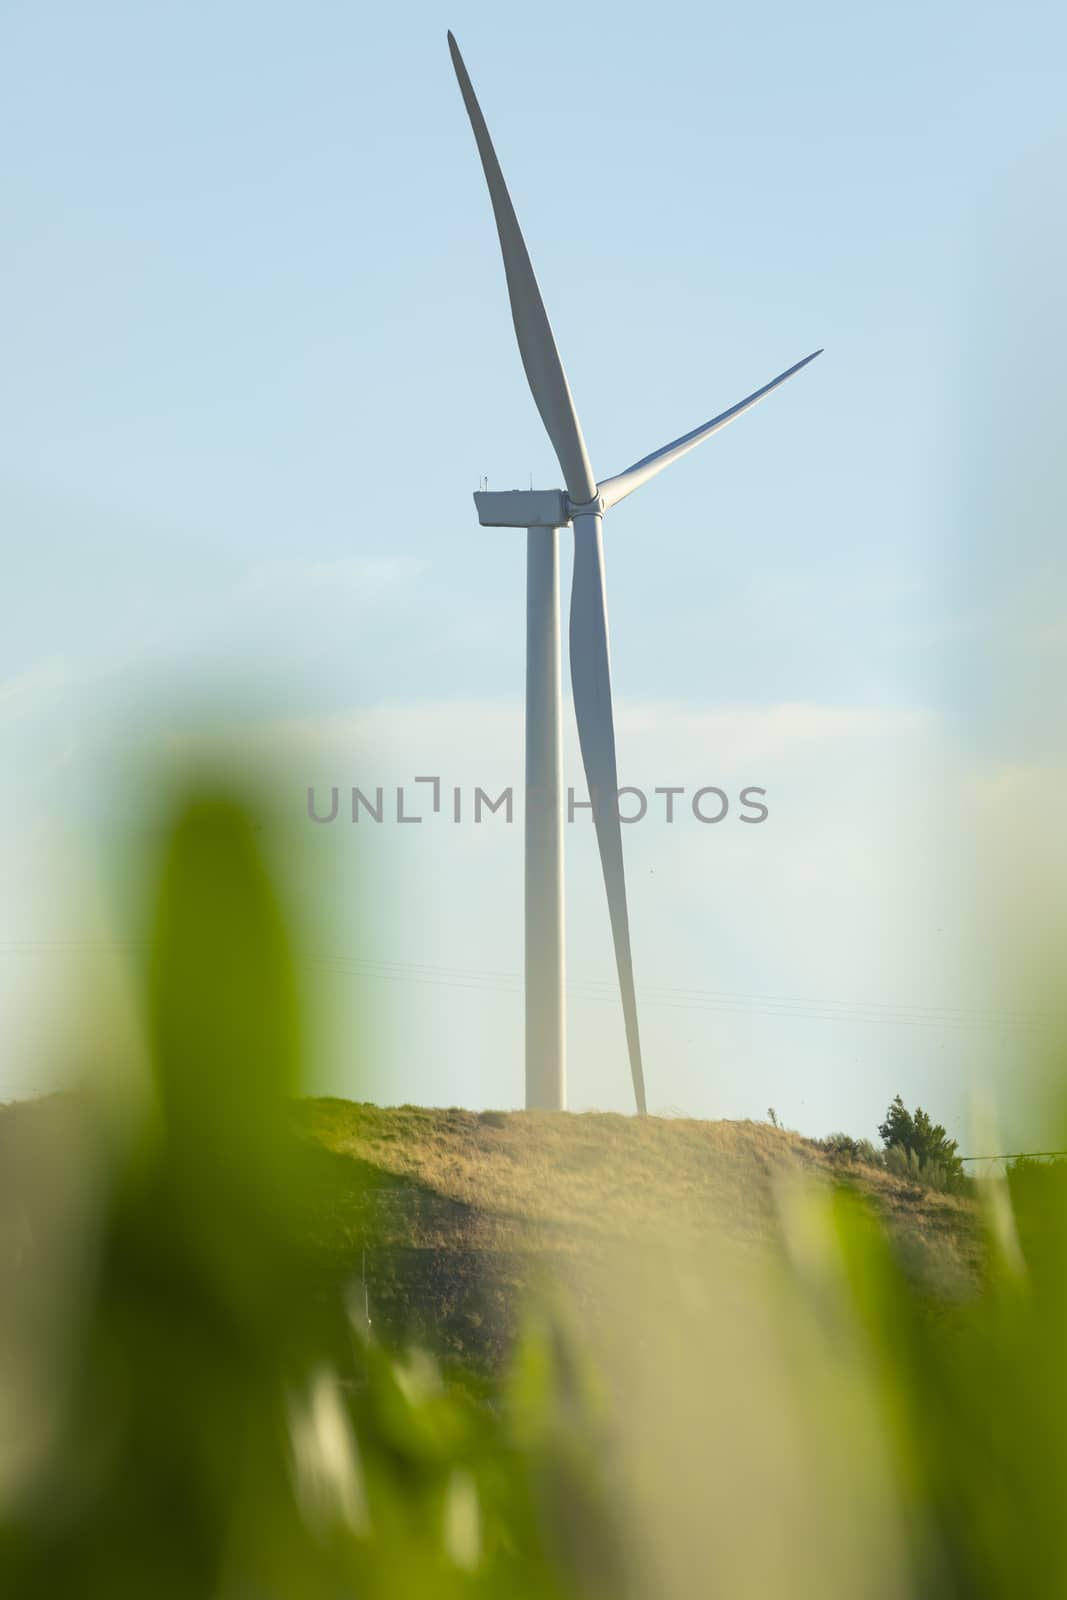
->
448, 32, 820, 1116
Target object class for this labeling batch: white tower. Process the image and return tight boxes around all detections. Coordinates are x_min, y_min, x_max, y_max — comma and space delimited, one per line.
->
450, 33, 820, 1112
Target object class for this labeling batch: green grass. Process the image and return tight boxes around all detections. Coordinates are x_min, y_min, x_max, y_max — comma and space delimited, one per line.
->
4, 773, 1066, 1599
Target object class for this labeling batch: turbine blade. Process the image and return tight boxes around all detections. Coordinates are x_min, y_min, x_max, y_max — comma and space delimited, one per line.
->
569, 511, 647, 1114
598, 348, 823, 510
447, 32, 597, 505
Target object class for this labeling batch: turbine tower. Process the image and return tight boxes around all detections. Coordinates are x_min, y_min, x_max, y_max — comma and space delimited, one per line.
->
448, 32, 820, 1115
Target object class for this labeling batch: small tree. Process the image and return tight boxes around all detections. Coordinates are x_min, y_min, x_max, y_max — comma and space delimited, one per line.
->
878, 1094, 965, 1191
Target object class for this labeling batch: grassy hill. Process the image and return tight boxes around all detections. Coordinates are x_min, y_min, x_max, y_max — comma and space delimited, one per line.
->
292, 1102, 983, 1372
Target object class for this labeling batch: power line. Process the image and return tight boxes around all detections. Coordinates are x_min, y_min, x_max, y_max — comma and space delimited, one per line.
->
1, 940, 1058, 1035
315, 952, 1049, 1022
305, 953, 1057, 1024
960, 1150, 1067, 1163
307, 953, 1054, 1034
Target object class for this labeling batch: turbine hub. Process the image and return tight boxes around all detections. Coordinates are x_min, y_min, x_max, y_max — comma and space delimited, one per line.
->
564, 492, 607, 519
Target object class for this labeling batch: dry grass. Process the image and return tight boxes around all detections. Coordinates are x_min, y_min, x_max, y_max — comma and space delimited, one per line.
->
291, 1101, 984, 1368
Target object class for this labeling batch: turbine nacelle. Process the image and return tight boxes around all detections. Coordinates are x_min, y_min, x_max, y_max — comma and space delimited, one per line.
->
474, 489, 570, 528
474, 488, 614, 527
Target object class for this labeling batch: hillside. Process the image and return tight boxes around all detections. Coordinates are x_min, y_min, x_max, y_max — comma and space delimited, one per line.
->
292, 1102, 984, 1372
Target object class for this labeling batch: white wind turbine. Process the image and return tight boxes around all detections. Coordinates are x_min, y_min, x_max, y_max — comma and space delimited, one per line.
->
448, 32, 820, 1115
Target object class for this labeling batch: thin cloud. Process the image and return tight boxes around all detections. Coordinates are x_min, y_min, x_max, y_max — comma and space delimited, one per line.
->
240, 697, 930, 765
0, 660, 69, 728
234, 557, 428, 610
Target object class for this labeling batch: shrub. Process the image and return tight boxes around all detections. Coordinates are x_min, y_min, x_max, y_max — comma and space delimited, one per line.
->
819, 1133, 884, 1168
879, 1095, 966, 1191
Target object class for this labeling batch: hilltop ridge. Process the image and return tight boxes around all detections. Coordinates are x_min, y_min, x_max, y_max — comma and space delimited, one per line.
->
294, 1101, 982, 1370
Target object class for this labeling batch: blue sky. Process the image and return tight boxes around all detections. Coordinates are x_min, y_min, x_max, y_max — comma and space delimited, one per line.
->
3, 0, 1066, 1144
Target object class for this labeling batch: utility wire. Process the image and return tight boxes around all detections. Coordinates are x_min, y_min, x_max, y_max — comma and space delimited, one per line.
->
321, 955, 1048, 1024
1, 940, 1059, 1034
306, 953, 1055, 1033
960, 1150, 1067, 1163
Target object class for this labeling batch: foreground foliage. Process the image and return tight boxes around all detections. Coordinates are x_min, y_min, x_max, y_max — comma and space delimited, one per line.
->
1, 778, 1065, 1597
